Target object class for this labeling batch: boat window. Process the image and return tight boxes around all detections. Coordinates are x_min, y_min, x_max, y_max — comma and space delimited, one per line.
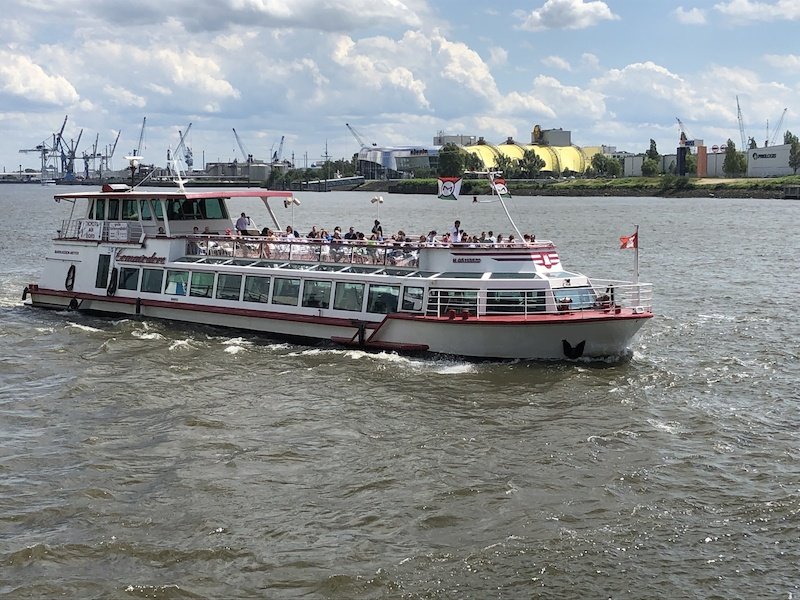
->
486, 290, 545, 314
119, 267, 139, 291
488, 272, 542, 279
401, 286, 424, 312
544, 271, 578, 279
93, 198, 106, 220
95, 255, 111, 288
407, 271, 436, 278
200, 198, 226, 219
190, 272, 214, 298
243, 275, 270, 303
165, 270, 189, 295
166, 200, 184, 221
271, 277, 299, 306
122, 199, 139, 220
139, 200, 153, 220
218, 274, 244, 301
107, 199, 120, 220
175, 256, 203, 263
553, 286, 597, 310
229, 259, 257, 266
438, 272, 485, 279
333, 282, 364, 312
302, 280, 332, 309
141, 268, 163, 293
366, 285, 399, 314
152, 200, 164, 219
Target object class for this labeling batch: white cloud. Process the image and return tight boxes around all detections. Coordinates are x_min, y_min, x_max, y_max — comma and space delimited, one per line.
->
0, 50, 79, 105
103, 84, 146, 108
674, 6, 707, 24
487, 46, 508, 67
581, 53, 600, 70
516, 0, 619, 31
764, 54, 800, 71
541, 55, 572, 71
714, 0, 800, 22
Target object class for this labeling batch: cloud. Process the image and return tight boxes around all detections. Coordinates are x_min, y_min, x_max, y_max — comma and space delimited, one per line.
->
763, 54, 800, 71
0, 50, 79, 106
103, 84, 147, 108
674, 6, 707, 24
487, 46, 508, 67
541, 55, 572, 71
714, 0, 800, 22
581, 53, 600, 70
516, 0, 619, 31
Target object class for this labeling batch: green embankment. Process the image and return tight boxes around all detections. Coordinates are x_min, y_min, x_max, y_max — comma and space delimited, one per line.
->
353, 175, 800, 198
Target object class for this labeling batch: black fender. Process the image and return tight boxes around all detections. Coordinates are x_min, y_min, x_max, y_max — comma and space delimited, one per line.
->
562, 340, 586, 359
65, 264, 76, 291
106, 267, 118, 296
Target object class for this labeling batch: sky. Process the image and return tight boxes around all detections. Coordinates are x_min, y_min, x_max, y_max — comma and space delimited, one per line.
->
2, 0, 799, 173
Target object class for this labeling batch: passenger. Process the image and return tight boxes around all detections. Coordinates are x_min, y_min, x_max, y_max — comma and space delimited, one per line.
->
192, 226, 199, 234
157, 226, 166, 236
450, 220, 462, 243
371, 219, 383, 239
344, 226, 357, 240
496, 234, 504, 246
426, 230, 437, 244
486, 230, 496, 244
203, 226, 212, 234
235, 212, 250, 235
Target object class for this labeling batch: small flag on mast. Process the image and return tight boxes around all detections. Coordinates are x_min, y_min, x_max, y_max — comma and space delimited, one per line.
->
619, 231, 638, 249
437, 177, 462, 200
489, 173, 511, 200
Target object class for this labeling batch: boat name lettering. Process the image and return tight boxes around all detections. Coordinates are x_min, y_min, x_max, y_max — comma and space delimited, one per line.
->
118, 254, 166, 264
54, 249, 79, 255
453, 257, 481, 264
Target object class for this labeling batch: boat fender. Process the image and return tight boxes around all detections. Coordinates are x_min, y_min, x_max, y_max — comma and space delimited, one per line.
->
21, 286, 29, 300
447, 309, 456, 320
65, 264, 76, 291
135, 297, 142, 315
106, 267, 118, 297
68, 297, 79, 311
562, 339, 586, 359
460, 310, 470, 320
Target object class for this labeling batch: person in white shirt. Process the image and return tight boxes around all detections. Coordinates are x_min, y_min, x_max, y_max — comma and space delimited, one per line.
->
449, 220, 462, 243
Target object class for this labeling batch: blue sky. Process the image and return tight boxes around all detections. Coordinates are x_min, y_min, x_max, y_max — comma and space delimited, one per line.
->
2, 0, 798, 172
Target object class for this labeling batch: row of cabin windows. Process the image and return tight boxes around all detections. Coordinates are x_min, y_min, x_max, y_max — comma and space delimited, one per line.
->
97, 258, 552, 315
89, 198, 227, 222
104, 263, 425, 314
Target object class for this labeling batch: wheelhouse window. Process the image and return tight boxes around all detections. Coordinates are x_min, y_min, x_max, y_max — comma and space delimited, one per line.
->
141, 268, 163, 293
91, 198, 106, 220
243, 275, 270, 303
271, 277, 300, 306
218, 274, 244, 301
333, 282, 364, 312
122, 199, 139, 220
401, 286, 424, 312
426, 289, 478, 316
107, 199, 120, 220
302, 280, 332, 309
119, 267, 140, 291
95, 255, 111, 288
553, 287, 597, 310
367, 284, 399, 314
190, 272, 214, 298
140, 200, 153, 220
200, 198, 226, 219
165, 270, 189, 295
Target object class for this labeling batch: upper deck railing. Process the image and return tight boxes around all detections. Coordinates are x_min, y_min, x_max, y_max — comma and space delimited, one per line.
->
57, 220, 144, 243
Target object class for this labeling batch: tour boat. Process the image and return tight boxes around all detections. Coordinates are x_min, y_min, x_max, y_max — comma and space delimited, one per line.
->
23, 182, 653, 361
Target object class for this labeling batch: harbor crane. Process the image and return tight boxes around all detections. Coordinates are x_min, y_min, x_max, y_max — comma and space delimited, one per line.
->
346, 123, 377, 149
736, 96, 749, 151
232, 128, 253, 163
59, 128, 83, 180
132, 117, 146, 157
766, 108, 788, 146
82, 133, 103, 179
272, 135, 285, 163
18, 114, 69, 180
676, 117, 690, 148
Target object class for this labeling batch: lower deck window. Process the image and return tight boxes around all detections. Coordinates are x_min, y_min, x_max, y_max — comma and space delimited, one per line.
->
333, 282, 365, 311
243, 275, 270, 303
141, 269, 164, 293
486, 290, 546, 314
119, 267, 140, 291
165, 270, 189, 295
95, 255, 111, 288
367, 285, 399, 314
190, 272, 214, 298
553, 287, 597, 310
271, 277, 300, 306
218, 274, 244, 301
302, 280, 332, 309
401, 286, 424, 312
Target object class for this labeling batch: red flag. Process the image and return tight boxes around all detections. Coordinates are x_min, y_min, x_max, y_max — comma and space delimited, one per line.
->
619, 232, 638, 249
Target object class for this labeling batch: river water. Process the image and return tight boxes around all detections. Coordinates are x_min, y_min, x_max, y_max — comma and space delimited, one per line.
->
1, 184, 799, 599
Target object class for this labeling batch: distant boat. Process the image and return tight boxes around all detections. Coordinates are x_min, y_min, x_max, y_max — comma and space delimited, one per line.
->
41, 179, 57, 186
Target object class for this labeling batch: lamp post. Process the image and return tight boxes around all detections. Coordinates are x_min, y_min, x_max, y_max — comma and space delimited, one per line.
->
370, 195, 384, 221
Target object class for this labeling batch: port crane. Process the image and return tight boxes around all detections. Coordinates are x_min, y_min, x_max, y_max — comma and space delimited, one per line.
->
766, 108, 788, 146
271, 135, 285, 163
18, 114, 69, 180
232, 128, 253, 163
81, 133, 103, 179
346, 123, 377, 149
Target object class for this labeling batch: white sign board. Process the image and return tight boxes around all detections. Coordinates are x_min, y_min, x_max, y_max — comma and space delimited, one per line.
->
78, 220, 103, 241
107, 222, 129, 242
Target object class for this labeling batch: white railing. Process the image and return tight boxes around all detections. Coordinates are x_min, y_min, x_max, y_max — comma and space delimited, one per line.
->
57, 220, 144, 244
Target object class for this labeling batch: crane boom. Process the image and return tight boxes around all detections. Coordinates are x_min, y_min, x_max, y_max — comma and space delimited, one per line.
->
346, 123, 376, 148
768, 108, 788, 146
134, 117, 146, 157
232, 128, 252, 162
272, 135, 285, 162
736, 96, 747, 151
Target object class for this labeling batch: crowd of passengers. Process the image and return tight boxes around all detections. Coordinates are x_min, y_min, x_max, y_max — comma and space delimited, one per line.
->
189, 215, 538, 247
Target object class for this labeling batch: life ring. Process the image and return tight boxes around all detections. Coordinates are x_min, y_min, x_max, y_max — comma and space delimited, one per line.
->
65, 264, 76, 291
106, 267, 118, 296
